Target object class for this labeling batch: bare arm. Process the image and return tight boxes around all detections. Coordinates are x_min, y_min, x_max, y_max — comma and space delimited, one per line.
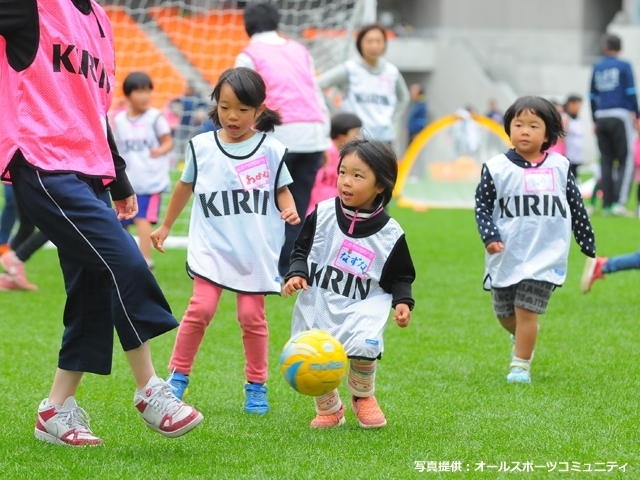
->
150, 180, 193, 252
277, 186, 300, 225
150, 133, 173, 158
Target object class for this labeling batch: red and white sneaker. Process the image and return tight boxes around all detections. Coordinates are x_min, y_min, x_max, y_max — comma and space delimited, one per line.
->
0, 273, 20, 291
581, 256, 608, 293
134, 376, 203, 438
35, 397, 103, 446
351, 395, 387, 428
0, 250, 37, 291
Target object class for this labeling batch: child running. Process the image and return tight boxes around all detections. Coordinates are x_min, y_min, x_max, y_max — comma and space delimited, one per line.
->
475, 96, 596, 384
113, 72, 173, 269
283, 138, 415, 429
151, 67, 299, 414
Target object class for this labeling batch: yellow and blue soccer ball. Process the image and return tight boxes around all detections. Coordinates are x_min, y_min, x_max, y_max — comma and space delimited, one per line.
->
279, 330, 348, 396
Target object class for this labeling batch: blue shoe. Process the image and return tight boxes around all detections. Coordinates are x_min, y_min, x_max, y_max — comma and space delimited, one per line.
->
507, 359, 531, 384
166, 372, 189, 400
244, 383, 269, 415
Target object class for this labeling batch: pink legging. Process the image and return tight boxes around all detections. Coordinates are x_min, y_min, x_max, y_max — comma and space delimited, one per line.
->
168, 276, 268, 383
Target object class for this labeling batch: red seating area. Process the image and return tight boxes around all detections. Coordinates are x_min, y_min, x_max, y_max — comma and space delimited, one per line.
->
104, 7, 357, 111
104, 6, 187, 111
149, 8, 249, 87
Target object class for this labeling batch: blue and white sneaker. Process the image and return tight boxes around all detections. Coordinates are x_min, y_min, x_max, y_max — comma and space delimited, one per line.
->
507, 359, 531, 383
244, 383, 269, 415
166, 372, 189, 400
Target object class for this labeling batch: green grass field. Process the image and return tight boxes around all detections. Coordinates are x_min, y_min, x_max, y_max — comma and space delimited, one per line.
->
0, 206, 638, 479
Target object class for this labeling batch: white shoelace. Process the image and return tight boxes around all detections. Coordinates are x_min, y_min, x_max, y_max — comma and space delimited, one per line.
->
146, 380, 182, 413
58, 405, 92, 431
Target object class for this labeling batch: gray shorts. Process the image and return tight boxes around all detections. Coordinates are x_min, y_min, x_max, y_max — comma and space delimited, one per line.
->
491, 280, 555, 318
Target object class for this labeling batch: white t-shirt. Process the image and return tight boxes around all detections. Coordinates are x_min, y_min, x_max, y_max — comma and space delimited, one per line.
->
113, 108, 172, 194
182, 131, 293, 187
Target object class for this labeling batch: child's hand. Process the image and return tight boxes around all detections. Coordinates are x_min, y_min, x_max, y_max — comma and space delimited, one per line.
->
282, 276, 307, 297
394, 303, 411, 327
486, 241, 504, 255
149, 147, 162, 158
150, 225, 170, 253
281, 207, 300, 225
114, 194, 138, 220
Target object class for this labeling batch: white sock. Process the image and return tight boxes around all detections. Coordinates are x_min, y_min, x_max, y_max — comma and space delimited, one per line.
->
314, 389, 342, 415
347, 359, 376, 398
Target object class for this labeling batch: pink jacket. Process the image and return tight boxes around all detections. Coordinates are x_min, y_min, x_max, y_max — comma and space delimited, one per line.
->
307, 143, 340, 216
242, 40, 324, 124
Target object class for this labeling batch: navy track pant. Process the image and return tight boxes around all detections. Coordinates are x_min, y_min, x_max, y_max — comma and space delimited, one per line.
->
9, 158, 178, 375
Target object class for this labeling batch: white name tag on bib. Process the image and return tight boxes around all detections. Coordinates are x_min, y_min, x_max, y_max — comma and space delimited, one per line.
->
524, 168, 554, 192
236, 156, 270, 191
333, 239, 376, 278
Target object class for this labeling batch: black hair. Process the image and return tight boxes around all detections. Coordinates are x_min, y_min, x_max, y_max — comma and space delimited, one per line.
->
566, 94, 582, 104
330, 113, 362, 140
243, 2, 280, 37
355, 23, 387, 57
72, 0, 92, 14
503, 96, 565, 152
338, 138, 397, 207
122, 72, 153, 96
604, 34, 621, 52
209, 67, 282, 132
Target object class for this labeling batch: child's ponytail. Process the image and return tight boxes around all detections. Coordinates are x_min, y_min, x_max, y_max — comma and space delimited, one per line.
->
254, 107, 283, 133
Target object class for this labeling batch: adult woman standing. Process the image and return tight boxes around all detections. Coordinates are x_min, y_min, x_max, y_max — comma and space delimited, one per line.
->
317, 24, 410, 146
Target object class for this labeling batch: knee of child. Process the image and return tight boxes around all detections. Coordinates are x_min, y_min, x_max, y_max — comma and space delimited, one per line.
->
180, 295, 214, 322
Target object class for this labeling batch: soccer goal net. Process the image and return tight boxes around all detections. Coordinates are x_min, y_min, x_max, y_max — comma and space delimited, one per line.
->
94, 0, 369, 245
394, 113, 512, 209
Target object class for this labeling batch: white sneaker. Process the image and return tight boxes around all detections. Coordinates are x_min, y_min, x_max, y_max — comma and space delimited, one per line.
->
585, 205, 595, 215
134, 376, 203, 438
35, 396, 103, 446
611, 204, 633, 217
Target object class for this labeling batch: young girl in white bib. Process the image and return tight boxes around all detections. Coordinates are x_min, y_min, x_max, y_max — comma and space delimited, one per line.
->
151, 67, 300, 414
475, 96, 596, 384
283, 139, 415, 429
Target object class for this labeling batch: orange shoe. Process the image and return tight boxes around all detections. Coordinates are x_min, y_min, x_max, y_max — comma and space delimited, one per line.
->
0, 244, 9, 255
0, 273, 20, 291
351, 396, 387, 428
0, 250, 37, 291
310, 404, 345, 428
